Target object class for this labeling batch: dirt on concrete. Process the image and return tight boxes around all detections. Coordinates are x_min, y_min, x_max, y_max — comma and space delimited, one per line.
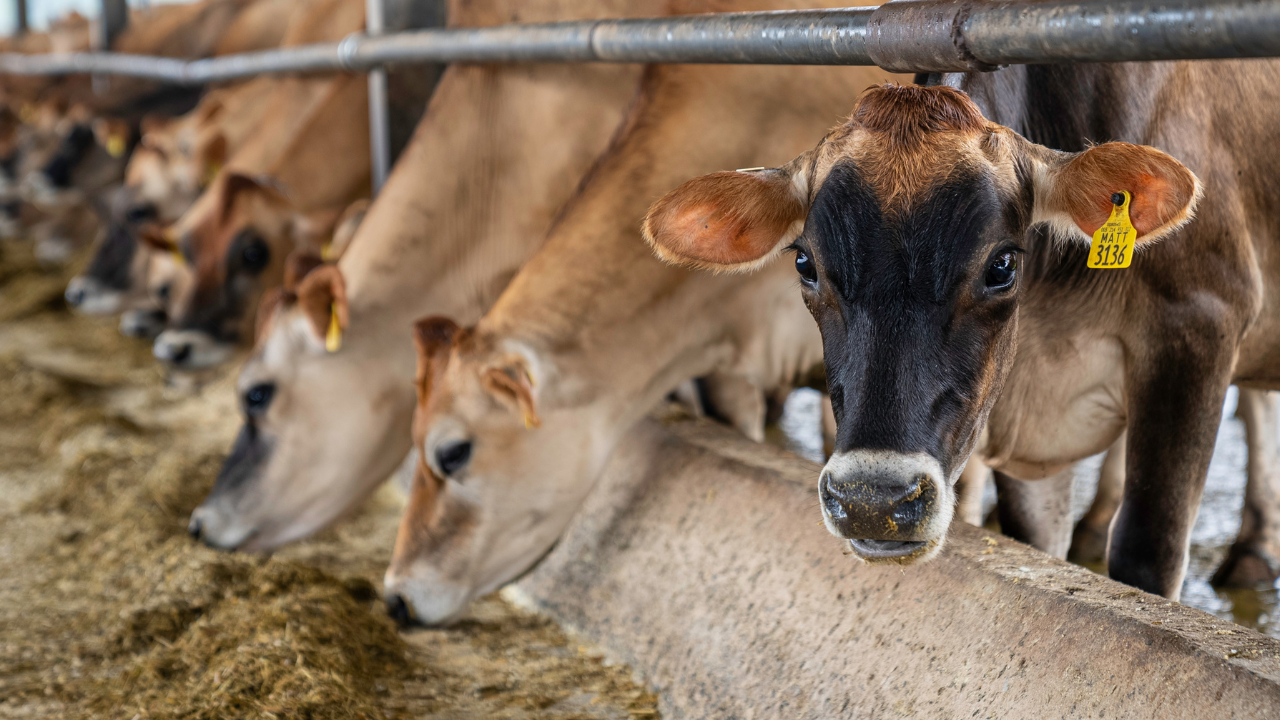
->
0, 240, 659, 719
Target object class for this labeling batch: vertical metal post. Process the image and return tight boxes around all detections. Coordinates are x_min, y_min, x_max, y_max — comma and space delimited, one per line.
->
366, 0, 390, 194
97, 0, 128, 50
15, 0, 28, 35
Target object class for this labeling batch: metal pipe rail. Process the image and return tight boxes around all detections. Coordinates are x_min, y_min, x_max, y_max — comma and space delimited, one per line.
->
2, 0, 1279, 80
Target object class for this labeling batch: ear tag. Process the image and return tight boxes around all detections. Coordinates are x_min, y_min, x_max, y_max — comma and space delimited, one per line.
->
320, 241, 336, 263
520, 369, 539, 429
325, 303, 343, 352
201, 161, 222, 187
106, 135, 126, 158
1088, 191, 1136, 269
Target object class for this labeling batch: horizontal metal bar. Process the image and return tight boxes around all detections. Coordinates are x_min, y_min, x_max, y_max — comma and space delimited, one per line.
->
0, 0, 1277, 83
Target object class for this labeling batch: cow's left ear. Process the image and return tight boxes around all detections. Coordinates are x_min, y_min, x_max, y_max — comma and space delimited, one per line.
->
295, 264, 348, 353
643, 151, 812, 272
1033, 141, 1201, 245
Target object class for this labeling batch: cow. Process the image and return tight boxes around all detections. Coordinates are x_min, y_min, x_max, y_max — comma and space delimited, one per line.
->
152, 72, 371, 368
185, 0, 670, 554
64, 0, 365, 322
380, 0, 902, 626
643, 70, 1280, 601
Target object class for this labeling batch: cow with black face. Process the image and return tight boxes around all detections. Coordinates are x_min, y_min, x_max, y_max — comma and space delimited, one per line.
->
644, 76, 1280, 599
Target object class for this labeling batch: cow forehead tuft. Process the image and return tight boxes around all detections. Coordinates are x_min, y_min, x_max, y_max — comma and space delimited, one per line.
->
850, 84, 987, 141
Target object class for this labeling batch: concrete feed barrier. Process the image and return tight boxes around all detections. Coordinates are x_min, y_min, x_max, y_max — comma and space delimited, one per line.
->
515, 417, 1280, 718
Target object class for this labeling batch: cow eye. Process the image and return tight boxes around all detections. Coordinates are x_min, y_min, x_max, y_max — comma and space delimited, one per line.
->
793, 247, 818, 286
984, 251, 1017, 292
155, 283, 171, 303
240, 235, 269, 272
243, 382, 276, 416
435, 440, 473, 477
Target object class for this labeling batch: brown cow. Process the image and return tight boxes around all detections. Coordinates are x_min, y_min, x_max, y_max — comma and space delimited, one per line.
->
152, 72, 371, 368
644, 69, 1280, 600
185, 0, 666, 553
382, 0, 900, 625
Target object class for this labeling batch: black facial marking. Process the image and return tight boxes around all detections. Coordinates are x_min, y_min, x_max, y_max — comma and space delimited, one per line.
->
85, 222, 137, 290
211, 423, 273, 495
42, 124, 96, 189
804, 162, 1015, 462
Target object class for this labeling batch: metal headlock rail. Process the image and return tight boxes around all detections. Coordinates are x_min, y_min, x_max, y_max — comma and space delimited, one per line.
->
2, 0, 1279, 80
2, 0, 1277, 192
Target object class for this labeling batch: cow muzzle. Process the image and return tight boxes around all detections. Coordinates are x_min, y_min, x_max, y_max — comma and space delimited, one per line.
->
818, 450, 950, 563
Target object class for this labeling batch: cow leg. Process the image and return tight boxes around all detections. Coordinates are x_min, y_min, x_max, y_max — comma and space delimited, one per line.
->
698, 372, 767, 442
1110, 343, 1232, 600
994, 468, 1074, 559
1068, 433, 1127, 564
1212, 388, 1280, 587
955, 457, 990, 527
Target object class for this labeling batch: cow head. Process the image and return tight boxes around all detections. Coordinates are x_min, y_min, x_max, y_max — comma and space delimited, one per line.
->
66, 128, 226, 319
153, 173, 337, 369
383, 316, 598, 626
644, 84, 1200, 563
187, 242, 417, 553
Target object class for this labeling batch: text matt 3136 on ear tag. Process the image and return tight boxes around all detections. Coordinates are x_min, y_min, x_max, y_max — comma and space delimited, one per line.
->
1088, 191, 1136, 269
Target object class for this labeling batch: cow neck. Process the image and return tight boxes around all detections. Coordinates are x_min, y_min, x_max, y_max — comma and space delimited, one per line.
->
480, 60, 887, 412
338, 0, 671, 322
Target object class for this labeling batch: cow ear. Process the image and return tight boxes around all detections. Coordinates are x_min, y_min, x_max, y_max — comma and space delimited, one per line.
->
283, 248, 324, 292
295, 264, 348, 352
643, 151, 812, 272
325, 198, 370, 261
218, 172, 262, 224
198, 132, 226, 187
254, 286, 296, 346
481, 358, 540, 430
412, 317, 461, 406
91, 117, 131, 158
1034, 141, 1201, 245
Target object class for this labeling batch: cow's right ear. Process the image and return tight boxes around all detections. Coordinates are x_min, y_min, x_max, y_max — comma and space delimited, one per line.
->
643, 151, 812, 272
295, 265, 348, 353
412, 317, 461, 406
198, 132, 226, 187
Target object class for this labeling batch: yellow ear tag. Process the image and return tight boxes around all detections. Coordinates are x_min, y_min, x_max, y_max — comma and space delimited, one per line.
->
1088, 191, 1136, 269
320, 241, 336, 263
106, 135, 126, 158
201, 161, 222, 188
325, 304, 343, 352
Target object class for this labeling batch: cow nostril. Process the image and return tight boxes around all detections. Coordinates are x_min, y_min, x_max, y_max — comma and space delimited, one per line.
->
171, 343, 192, 364
65, 287, 85, 306
188, 517, 203, 540
386, 594, 413, 627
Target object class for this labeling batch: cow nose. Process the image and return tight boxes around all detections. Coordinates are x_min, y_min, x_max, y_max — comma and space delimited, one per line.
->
187, 516, 203, 540
386, 594, 413, 627
818, 451, 942, 554
171, 343, 192, 364
65, 285, 85, 307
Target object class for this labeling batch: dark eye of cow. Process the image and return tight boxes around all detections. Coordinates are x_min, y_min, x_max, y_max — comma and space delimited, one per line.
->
984, 251, 1018, 292
243, 382, 276, 416
125, 203, 157, 223
156, 283, 171, 303
436, 440, 473, 477
792, 246, 818, 286
240, 235, 269, 273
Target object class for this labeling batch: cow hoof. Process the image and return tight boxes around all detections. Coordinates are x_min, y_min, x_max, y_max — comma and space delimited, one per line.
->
1210, 544, 1280, 588
1067, 521, 1109, 565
